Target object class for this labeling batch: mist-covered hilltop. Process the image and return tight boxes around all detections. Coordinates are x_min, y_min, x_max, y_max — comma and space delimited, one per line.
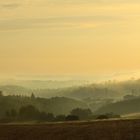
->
1, 79, 140, 100
1, 79, 140, 116
0, 79, 89, 89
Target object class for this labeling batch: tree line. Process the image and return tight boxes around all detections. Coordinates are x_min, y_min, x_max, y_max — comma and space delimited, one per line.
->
1, 105, 120, 123
3, 105, 92, 122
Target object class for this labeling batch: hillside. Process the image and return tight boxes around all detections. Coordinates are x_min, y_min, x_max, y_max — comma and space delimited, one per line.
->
95, 97, 140, 115
2, 79, 140, 100
0, 95, 87, 118
0, 85, 32, 96
0, 80, 89, 89
1, 79, 140, 115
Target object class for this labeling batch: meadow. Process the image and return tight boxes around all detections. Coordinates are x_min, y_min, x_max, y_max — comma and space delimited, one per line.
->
0, 119, 139, 140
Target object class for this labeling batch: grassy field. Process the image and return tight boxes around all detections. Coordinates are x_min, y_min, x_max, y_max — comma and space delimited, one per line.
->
0, 119, 139, 140
122, 113, 140, 119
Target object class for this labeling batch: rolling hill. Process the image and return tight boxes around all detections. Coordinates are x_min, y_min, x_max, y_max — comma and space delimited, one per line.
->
0, 95, 87, 118
95, 97, 140, 115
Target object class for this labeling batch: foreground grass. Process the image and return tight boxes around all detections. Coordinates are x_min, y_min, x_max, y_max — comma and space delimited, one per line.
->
0, 119, 139, 140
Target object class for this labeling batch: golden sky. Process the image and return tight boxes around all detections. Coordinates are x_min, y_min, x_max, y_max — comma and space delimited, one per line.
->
0, 0, 140, 77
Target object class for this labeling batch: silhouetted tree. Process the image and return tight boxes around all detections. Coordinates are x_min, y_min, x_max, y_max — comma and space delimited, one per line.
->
39, 112, 47, 121
19, 105, 39, 120
46, 113, 55, 122
31, 93, 35, 99
55, 115, 66, 121
96, 114, 109, 120
5, 110, 10, 118
71, 108, 92, 120
65, 115, 79, 121
10, 109, 17, 118
0, 91, 3, 97
5, 109, 17, 121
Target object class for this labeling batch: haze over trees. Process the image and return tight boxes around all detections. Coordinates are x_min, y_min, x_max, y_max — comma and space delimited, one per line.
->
0, 79, 140, 122
1, 79, 140, 100
95, 96, 140, 115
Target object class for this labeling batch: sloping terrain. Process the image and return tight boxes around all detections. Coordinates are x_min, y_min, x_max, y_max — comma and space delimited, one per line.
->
122, 113, 140, 119
0, 96, 87, 118
95, 97, 140, 115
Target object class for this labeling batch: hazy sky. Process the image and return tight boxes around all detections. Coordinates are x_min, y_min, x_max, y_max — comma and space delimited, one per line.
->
0, 0, 140, 78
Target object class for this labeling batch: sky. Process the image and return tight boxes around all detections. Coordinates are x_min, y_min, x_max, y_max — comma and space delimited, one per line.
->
0, 0, 140, 79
